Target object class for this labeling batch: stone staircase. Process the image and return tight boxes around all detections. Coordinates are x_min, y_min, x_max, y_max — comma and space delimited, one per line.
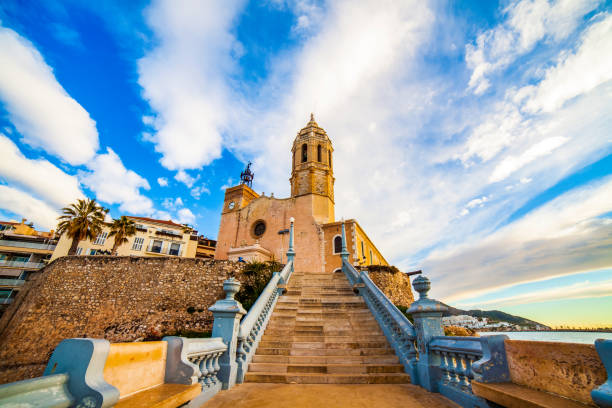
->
244, 271, 410, 384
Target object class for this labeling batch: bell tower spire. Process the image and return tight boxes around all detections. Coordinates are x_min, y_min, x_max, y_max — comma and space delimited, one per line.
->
290, 114, 335, 223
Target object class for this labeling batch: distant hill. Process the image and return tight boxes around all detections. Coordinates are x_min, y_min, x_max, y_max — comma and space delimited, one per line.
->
441, 303, 547, 328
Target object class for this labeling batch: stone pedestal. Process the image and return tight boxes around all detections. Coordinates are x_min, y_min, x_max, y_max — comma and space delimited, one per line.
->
209, 278, 246, 390
407, 276, 447, 392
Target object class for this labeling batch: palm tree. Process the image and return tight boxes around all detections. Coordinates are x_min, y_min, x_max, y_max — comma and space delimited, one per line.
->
109, 216, 137, 255
57, 198, 108, 256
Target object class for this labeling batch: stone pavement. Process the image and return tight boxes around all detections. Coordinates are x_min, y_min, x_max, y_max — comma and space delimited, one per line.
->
203, 383, 459, 408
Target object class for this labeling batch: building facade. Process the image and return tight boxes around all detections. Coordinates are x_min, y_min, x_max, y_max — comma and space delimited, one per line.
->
51, 216, 197, 260
0, 219, 57, 309
215, 115, 388, 272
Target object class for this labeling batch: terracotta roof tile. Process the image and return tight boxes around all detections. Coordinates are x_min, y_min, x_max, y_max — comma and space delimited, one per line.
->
127, 216, 184, 228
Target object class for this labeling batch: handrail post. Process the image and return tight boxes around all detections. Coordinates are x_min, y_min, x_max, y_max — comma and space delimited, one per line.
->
209, 278, 246, 390
286, 217, 295, 274
340, 220, 351, 280
592, 339, 612, 407
407, 275, 447, 392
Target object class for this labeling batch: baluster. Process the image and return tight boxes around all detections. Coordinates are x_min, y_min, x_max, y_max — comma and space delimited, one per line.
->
458, 354, 470, 388
464, 354, 475, 390
205, 352, 215, 386
198, 355, 209, 385
448, 352, 459, 385
236, 338, 246, 365
440, 351, 450, 384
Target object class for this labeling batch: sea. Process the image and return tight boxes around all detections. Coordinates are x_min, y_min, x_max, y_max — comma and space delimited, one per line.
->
477, 331, 612, 344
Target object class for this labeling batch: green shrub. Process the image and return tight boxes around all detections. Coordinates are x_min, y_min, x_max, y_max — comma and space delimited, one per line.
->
235, 261, 283, 311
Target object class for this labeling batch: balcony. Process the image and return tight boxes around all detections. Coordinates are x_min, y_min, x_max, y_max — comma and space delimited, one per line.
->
155, 230, 183, 238
0, 278, 25, 288
0, 239, 56, 252
0, 259, 45, 269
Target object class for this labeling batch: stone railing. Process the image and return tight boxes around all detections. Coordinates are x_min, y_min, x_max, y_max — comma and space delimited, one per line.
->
0, 373, 73, 407
235, 259, 293, 384
164, 336, 228, 406
336, 220, 612, 407
342, 258, 418, 378
0, 336, 225, 408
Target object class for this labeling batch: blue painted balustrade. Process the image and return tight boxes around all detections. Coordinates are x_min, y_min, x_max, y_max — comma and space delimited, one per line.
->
593, 339, 612, 408
235, 259, 294, 384
0, 336, 227, 408
428, 335, 509, 408
342, 258, 418, 379
234, 216, 296, 384
164, 336, 228, 407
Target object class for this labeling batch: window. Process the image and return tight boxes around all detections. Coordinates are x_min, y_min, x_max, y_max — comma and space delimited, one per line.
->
301, 144, 307, 163
369, 249, 373, 265
361, 241, 365, 259
150, 240, 163, 253
89, 249, 97, 255
333, 236, 342, 254
93, 232, 108, 245
76, 247, 83, 255
328, 151, 331, 167
169, 243, 181, 256
317, 145, 322, 162
132, 237, 144, 251
253, 221, 266, 237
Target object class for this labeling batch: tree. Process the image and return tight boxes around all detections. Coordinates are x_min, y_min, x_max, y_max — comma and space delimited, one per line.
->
109, 216, 137, 255
57, 199, 108, 256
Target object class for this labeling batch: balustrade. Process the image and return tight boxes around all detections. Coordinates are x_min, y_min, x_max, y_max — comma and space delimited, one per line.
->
429, 336, 483, 395
342, 258, 417, 378
235, 260, 293, 383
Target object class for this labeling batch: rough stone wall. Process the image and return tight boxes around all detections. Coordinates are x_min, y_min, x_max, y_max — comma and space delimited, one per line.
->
505, 340, 606, 406
0, 256, 245, 384
368, 271, 414, 308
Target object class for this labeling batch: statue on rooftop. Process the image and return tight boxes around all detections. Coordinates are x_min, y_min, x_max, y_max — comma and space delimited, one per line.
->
240, 162, 254, 188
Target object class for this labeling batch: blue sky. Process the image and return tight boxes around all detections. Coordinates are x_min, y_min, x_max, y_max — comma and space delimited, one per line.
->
0, 0, 611, 327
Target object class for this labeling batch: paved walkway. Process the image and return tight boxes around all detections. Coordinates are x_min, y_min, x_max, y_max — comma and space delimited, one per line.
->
204, 384, 459, 408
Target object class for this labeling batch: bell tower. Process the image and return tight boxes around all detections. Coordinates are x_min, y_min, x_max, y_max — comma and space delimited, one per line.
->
290, 114, 335, 223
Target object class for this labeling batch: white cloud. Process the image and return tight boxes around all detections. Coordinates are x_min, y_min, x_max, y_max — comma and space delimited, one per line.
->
177, 208, 196, 224
489, 136, 568, 182
161, 197, 184, 211
174, 170, 199, 188
465, 0, 602, 94
80, 148, 154, 215
425, 176, 612, 302
190, 184, 210, 199
0, 135, 84, 208
137, 0, 246, 170
0, 185, 61, 230
157, 177, 168, 187
523, 13, 612, 113
0, 24, 99, 165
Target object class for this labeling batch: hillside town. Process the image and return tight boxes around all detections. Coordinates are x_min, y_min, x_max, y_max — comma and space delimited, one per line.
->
442, 314, 551, 332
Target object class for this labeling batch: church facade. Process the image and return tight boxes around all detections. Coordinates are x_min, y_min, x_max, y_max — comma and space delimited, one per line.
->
214, 115, 388, 272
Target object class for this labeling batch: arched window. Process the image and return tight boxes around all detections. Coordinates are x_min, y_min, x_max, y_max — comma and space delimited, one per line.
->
301, 144, 307, 163
317, 145, 322, 162
333, 236, 342, 254
328, 151, 332, 167
292, 150, 295, 167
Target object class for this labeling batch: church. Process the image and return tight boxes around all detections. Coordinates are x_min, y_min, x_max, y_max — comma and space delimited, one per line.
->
214, 115, 388, 272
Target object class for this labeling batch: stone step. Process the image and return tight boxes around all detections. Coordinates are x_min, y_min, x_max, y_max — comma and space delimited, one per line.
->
264, 329, 384, 337
257, 340, 390, 349
260, 335, 387, 342
251, 354, 400, 364
248, 363, 405, 374
244, 372, 410, 384
254, 347, 394, 356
